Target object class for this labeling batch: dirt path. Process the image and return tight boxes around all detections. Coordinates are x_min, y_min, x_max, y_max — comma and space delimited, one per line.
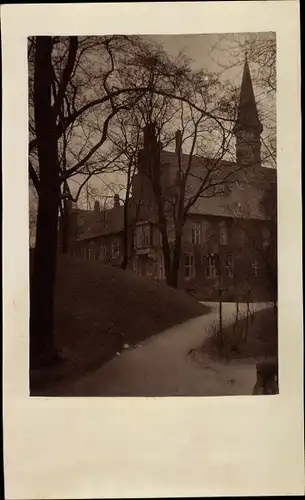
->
48, 302, 270, 397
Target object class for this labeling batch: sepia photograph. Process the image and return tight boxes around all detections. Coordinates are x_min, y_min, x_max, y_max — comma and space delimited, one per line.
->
29, 32, 278, 397
2, 2, 303, 499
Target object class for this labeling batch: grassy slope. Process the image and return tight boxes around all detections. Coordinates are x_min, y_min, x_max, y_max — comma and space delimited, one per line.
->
201, 307, 278, 361
32, 256, 209, 389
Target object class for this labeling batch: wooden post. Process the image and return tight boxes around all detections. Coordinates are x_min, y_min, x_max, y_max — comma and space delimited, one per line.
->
217, 254, 223, 347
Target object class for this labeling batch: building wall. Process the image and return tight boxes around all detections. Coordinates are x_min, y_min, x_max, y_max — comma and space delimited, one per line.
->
67, 196, 276, 301
73, 233, 123, 265
177, 215, 276, 301
72, 214, 275, 301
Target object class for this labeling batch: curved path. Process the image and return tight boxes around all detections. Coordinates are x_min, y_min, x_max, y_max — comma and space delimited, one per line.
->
51, 302, 270, 397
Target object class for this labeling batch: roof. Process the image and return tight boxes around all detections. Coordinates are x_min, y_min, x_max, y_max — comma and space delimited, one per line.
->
186, 161, 275, 220
76, 204, 125, 241
75, 159, 276, 241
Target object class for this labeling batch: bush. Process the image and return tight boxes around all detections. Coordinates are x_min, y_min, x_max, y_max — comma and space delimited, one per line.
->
201, 307, 278, 361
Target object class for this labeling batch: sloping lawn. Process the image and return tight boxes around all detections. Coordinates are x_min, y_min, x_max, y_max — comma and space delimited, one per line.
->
31, 256, 209, 391
201, 306, 278, 362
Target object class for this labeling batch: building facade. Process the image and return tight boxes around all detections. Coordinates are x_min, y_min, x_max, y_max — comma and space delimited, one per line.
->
63, 58, 277, 302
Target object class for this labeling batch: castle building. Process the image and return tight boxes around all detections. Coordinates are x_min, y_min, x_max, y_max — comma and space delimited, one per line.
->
64, 57, 277, 302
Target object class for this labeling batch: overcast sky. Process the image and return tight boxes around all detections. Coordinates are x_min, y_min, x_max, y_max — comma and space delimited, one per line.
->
149, 33, 263, 83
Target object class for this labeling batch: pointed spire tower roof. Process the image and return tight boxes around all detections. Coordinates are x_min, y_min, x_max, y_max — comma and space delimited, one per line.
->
233, 54, 263, 134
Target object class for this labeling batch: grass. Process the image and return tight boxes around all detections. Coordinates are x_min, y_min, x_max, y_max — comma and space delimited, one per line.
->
31, 255, 210, 392
201, 306, 278, 362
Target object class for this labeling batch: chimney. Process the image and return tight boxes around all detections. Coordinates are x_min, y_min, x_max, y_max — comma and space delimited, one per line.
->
94, 200, 100, 213
175, 129, 182, 155
143, 122, 157, 151
114, 194, 120, 208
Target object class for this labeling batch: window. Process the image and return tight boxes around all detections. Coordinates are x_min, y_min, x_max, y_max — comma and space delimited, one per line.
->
191, 222, 201, 245
252, 259, 260, 277
112, 240, 120, 259
81, 245, 86, 260
143, 225, 150, 246
223, 184, 231, 197
100, 243, 107, 261
134, 227, 141, 248
219, 221, 228, 246
135, 230, 140, 248
234, 179, 245, 191
159, 255, 165, 279
206, 255, 217, 278
132, 257, 138, 275
133, 233, 138, 249
185, 254, 195, 280
238, 228, 246, 246
88, 241, 94, 260
225, 259, 234, 278
135, 224, 150, 248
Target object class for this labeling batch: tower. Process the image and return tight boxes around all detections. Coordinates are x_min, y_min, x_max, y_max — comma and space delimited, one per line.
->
233, 55, 263, 167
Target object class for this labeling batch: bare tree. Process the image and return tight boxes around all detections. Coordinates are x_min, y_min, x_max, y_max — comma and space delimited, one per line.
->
141, 96, 243, 288
29, 35, 198, 367
107, 114, 144, 269
30, 37, 60, 367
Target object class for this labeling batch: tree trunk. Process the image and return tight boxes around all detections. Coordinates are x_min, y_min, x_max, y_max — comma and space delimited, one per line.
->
30, 37, 60, 370
167, 230, 182, 288
121, 196, 130, 270
60, 199, 70, 255
219, 299, 223, 346
244, 301, 250, 344
158, 217, 171, 286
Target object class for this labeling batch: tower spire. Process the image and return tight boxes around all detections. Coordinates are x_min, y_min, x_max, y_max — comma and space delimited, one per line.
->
233, 57, 263, 166
234, 56, 262, 133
